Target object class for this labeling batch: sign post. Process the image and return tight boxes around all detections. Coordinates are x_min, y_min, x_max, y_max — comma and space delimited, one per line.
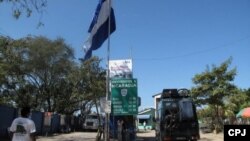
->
111, 78, 138, 115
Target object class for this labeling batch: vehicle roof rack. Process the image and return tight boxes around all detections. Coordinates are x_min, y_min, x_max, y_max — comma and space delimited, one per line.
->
161, 89, 178, 98
161, 88, 190, 99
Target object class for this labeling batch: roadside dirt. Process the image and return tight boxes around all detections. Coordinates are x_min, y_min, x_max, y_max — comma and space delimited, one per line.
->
199, 132, 223, 141
136, 130, 223, 141
37, 132, 97, 141
36, 130, 223, 141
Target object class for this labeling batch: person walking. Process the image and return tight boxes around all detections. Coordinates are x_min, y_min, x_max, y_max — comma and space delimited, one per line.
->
143, 121, 146, 131
117, 120, 124, 141
9, 107, 36, 141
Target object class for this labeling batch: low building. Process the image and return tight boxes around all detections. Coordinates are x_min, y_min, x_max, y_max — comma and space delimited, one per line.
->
152, 93, 161, 119
136, 108, 155, 130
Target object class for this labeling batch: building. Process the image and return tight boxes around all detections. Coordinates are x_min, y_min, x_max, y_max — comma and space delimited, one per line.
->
152, 93, 161, 119
136, 108, 155, 130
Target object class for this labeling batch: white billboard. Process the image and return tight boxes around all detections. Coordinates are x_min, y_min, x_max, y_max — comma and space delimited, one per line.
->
109, 59, 133, 78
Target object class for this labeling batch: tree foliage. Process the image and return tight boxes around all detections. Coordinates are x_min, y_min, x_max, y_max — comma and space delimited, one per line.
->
0, 0, 47, 19
0, 36, 27, 106
0, 36, 106, 115
191, 58, 237, 131
0, 0, 47, 27
23, 36, 75, 112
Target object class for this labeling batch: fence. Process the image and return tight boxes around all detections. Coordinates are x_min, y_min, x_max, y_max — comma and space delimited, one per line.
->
0, 105, 82, 139
0, 105, 18, 138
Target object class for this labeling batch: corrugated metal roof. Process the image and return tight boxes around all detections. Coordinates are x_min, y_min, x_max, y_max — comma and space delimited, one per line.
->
137, 114, 151, 119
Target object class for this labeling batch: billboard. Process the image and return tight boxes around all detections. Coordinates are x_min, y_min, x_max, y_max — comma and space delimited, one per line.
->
109, 59, 132, 78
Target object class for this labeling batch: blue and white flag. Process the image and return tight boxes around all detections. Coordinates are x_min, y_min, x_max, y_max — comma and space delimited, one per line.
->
83, 0, 116, 60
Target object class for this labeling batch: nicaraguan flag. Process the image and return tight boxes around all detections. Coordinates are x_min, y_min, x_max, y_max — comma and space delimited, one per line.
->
83, 0, 116, 60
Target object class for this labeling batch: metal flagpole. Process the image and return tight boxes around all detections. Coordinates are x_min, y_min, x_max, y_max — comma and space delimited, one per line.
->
105, 0, 111, 141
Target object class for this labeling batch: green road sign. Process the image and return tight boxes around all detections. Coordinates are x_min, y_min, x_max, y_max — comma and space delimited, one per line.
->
111, 78, 138, 115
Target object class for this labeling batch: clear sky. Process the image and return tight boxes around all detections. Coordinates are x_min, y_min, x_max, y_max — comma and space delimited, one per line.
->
0, 0, 250, 109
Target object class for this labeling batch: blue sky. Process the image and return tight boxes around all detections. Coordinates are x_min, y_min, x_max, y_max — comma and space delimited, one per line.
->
0, 0, 250, 109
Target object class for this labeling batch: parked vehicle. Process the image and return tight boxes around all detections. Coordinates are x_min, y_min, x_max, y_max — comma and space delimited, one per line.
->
83, 114, 103, 131
199, 123, 213, 133
155, 89, 200, 141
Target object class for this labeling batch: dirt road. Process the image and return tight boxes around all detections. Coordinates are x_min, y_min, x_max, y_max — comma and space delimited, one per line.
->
36, 130, 223, 141
199, 132, 223, 141
136, 130, 223, 141
37, 132, 97, 141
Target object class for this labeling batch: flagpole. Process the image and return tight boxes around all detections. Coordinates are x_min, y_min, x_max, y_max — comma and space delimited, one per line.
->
105, 0, 111, 141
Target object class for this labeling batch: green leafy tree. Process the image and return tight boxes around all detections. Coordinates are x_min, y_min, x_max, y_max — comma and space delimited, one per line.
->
0, 36, 10, 92
1, 36, 106, 117
197, 107, 214, 129
0, 36, 29, 106
80, 57, 106, 141
223, 88, 248, 123
0, 36, 75, 110
22, 36, 75, 111
80, 57, 106, 115
240, 88, 250, 108
191, 58, 237, 132
34, 55, 106, 115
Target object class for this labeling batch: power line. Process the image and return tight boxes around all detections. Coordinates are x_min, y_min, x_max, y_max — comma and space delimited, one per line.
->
134, 35, 250, 61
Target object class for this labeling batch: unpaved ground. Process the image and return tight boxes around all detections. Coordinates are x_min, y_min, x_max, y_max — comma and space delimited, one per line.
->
199, 132, 223, 141
136, 130, 223, 141
37, 132, 97, 141
36, 130, 223, 141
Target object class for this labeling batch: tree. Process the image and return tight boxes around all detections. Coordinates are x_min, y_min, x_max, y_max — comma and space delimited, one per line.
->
0, 0, 47, 19
197, 107, 214, 129
52, 57, 105, 115
22, 36, 75, 111
0, 35, 106, 117
0, 0, 47, 27
191, 58, 237, 132
80, 57, 106, 141
223, 88, 248, 124
0, 36, 10, 90
0, 36, 76, 110
79, 57, 106, 115
0, 36, 29, 106
241, 88, 250, 108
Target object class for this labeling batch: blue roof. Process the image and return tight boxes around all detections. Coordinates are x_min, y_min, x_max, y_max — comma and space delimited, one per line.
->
137, 114, 151, 119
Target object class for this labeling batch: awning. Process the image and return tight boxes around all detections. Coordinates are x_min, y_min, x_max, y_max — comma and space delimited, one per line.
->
137, 114, 151, 119
236, 107, 250, 118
